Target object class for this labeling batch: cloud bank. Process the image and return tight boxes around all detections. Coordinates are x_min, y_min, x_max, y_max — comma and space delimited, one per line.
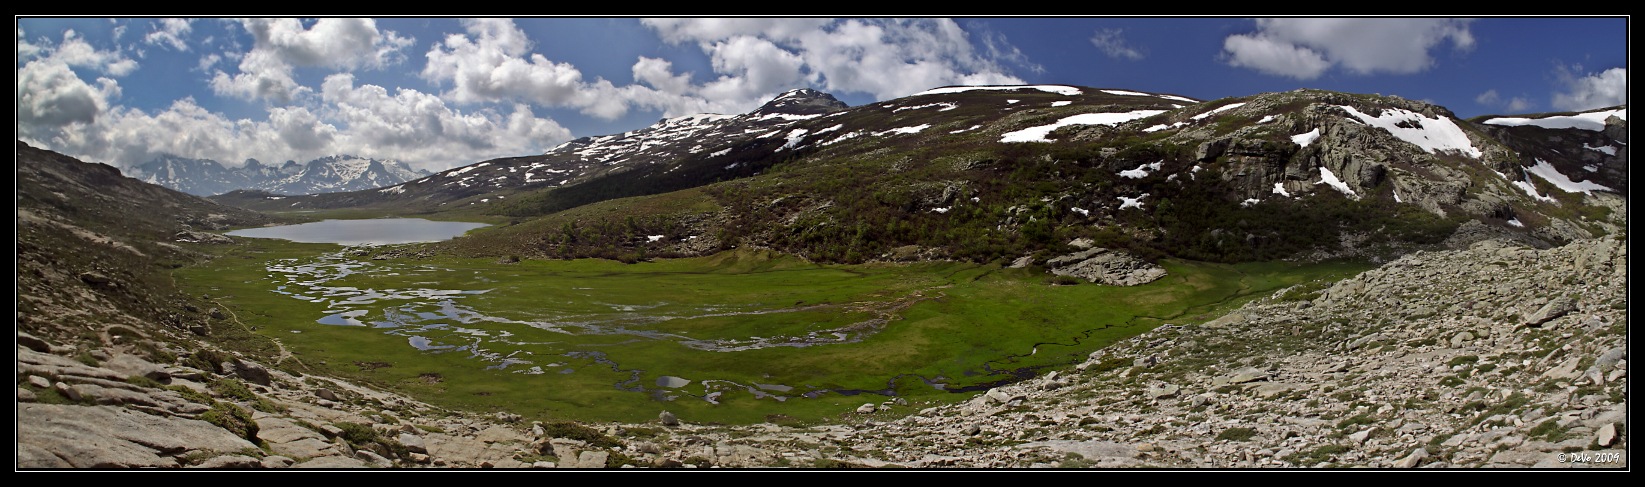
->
1552, 66, 1626, 112
18, 18, 1028, 173
1221, 18, 1475, 80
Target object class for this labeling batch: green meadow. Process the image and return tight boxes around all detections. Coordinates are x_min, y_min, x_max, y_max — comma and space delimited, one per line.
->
178, 237, 1368, 425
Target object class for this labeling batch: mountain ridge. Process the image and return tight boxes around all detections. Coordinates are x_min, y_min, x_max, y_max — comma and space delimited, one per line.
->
402, 85, 1625, 268
130, 153, 431, 197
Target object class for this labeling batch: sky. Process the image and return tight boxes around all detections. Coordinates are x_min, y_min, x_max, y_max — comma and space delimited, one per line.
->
15, 16, 1629, 174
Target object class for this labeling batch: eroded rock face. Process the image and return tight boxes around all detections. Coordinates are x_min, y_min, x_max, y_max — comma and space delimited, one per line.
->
17, 402, 258, 468
1157, 90, 1623, 245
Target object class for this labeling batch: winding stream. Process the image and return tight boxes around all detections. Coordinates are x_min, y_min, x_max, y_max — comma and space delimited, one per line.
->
262, 250, 1108, 404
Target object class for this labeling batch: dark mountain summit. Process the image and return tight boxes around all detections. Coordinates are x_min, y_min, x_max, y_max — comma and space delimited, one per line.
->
749, 88, 849, 117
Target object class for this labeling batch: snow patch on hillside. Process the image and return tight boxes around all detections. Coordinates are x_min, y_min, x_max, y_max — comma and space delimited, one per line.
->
1482, 108, 1626, 131
821, 131, 864, 146
447, 164, 480, 177
1291, 128, 1322, 147
1511, 175, 1558, 203
1144, 122, 1186, 133
753, 112, 822, 122
779, 129, 810, 150
1101, 90, 1196, 104
893, 102, 958, 113
875, 124, 930, 136
1337, 105, 1481, 158
1317, 167, 1358, 199
914, 85, 1083, 96
1118, 161, 1162, 179
1001, 110, 1166, 143
1525, 159, 1613, 194
1117, 194, 1147, 210
1191, 103, 1246, 121
1582, 143, 1617, 155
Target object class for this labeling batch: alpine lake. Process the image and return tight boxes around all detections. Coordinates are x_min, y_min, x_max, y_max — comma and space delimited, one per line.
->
182, 218, 1369, 425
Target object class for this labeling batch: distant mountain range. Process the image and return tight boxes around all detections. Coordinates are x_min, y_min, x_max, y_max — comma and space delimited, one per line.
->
128, 154, 430, 196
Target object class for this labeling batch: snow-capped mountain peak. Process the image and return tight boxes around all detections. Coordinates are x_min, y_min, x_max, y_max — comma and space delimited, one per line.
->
129, 154, 430, 196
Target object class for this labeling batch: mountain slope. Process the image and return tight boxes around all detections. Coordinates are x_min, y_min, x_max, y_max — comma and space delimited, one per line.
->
15, 140, 280, 345
1472, 106, 1629, 194
421, 86, 1623, 267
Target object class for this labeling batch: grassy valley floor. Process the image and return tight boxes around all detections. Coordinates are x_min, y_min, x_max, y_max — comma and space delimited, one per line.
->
177, 238, 1369, 425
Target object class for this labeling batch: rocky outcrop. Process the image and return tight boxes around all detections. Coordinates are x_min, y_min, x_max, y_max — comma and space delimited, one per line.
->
16, 344, 541, 469
1159, 90, 1619, 245
750, 88, 850, 117
1046, 248, 1166, 286
18, 402, 259, 468
810, 234, 1623, 468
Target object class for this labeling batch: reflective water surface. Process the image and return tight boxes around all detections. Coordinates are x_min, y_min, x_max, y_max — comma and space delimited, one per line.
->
227, 218, 489, 245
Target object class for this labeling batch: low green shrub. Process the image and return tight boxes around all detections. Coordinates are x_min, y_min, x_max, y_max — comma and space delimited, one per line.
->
539, 421, 622, 449
200, 401, 259, 443
1216, 427, 1257, 442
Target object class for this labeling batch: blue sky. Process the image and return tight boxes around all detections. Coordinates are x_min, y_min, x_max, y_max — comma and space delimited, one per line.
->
16, 17, 1628, 173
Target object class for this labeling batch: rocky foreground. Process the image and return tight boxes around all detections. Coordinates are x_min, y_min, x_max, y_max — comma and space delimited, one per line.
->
16, 234, 1627, 470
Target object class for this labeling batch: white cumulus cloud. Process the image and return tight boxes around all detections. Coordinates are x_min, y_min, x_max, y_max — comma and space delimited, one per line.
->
632, 56, 693, 94
1552, 66, 1626, 112
641, 18, 831, 43
1222, 18, 1474, 80
17, 60, 115, 131
16, 29, 136, 138
320, 73, 573, 171
1090, 28, 1144, 60
422, 18, 641, 120
210, 18, 413, 104
21, 29, 140, 76
242, 18, 413, 69
699, 35, 812, 102
23, 72, 573, 174
1476, 89, 1534, 113
144, 18, 194, 51
421, 18, 1029, 123
642, 18, 1025, 105
799, 18, 1024, 99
